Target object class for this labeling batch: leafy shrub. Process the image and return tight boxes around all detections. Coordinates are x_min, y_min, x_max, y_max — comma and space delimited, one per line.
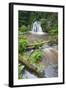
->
48, 28, 58, 35
18, 36, 28, 53
19, 25, 27, 32
30, 50, 43, 64
48, 27, 58, 45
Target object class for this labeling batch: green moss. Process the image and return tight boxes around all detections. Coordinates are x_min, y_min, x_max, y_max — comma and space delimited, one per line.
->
36, 64, 45, 73
32, 40, 44, 49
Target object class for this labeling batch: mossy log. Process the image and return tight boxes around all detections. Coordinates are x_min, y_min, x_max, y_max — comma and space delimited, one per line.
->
19, 54, 44, 77
27, 41, 49, 49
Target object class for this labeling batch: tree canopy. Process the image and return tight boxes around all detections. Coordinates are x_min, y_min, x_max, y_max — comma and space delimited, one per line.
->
18, 10, 58, 33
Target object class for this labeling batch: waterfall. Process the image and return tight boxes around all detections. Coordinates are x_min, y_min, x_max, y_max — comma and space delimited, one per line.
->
31, 21, 44, 35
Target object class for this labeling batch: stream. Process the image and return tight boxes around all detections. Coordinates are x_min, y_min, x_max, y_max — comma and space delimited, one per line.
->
21, 45, 58, 79
22, 70, 38, 79
19, 20, 58, 79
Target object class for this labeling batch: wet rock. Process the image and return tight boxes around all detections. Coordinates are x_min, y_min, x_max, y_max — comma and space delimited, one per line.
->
44, 64, 58, 78
42, 47, 58, 64
22, 70, 38, 79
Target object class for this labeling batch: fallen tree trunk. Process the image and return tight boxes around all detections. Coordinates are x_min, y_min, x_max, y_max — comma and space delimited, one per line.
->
19, 54, 44, 77
26, 41, 49, 50
27, 41, 49, 47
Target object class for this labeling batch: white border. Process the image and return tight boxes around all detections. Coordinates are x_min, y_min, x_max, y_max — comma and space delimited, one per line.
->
13, 5, 63, 85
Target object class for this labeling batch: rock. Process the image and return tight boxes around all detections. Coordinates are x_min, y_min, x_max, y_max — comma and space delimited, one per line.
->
44, 64, 58, 78
43, 47, 58, 65
22, 70, 38, 79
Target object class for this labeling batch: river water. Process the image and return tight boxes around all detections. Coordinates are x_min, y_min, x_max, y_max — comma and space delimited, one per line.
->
21, 45, 58, 79
19, 30, 58, 79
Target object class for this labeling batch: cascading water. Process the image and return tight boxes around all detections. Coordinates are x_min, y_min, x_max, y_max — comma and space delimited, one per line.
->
30, 21, 45, 35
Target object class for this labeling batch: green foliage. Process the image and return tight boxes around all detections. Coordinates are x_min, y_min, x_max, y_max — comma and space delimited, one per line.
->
18, 64, 25, 79
40, 19, 48, 32
18, 36, 28, 53
18, 11, 30, 27
30, 50, 43, 64
19, 25, 27, 32
48, 27, 58, 35
48, 25, 58, 45
18, 11, 58, 33
48, 34, 58, 45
